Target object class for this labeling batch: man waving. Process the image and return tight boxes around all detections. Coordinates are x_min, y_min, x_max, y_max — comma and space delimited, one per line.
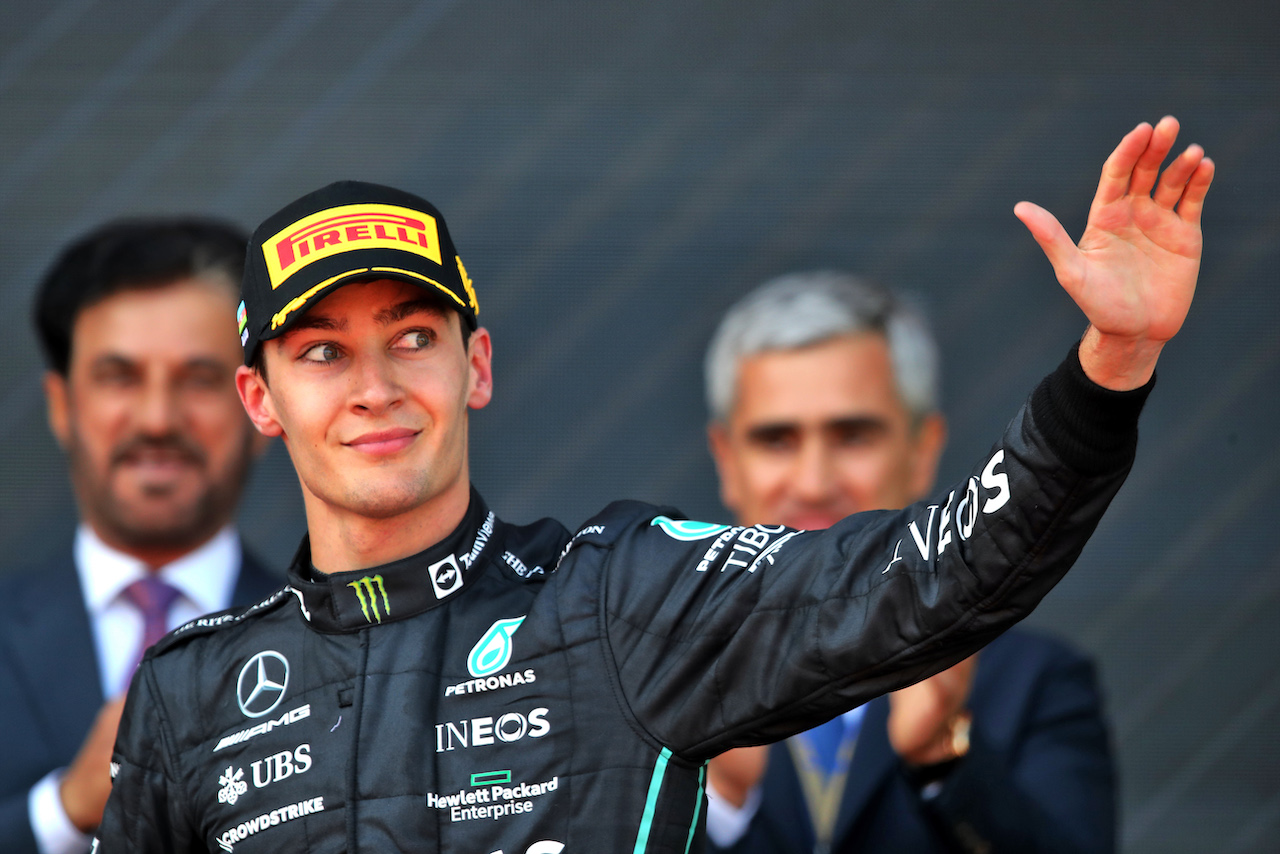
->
96, 117, 1210, 852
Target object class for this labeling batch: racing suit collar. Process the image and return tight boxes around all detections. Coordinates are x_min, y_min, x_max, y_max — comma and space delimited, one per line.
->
284, 488, 498, 632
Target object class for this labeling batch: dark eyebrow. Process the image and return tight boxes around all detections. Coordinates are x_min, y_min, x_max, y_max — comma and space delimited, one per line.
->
373, 299, 447, 327
744, 415, 889, 441
182, 356, 235, 373
745, 422, 799, 441
289, 314, 348, 333
88, 354, 140, 373
827, 416, 889, 433
87, 354, 232, 374
284, 299, 444, 338
91, 353, 133, 367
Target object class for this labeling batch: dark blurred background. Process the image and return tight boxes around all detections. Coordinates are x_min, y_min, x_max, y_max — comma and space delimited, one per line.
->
1, 1, 1276, 850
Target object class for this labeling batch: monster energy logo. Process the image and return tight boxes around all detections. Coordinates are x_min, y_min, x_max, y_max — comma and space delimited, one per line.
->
348, 575, 390, 623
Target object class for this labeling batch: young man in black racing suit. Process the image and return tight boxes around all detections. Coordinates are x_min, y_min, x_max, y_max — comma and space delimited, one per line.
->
94, 117, 1212, 853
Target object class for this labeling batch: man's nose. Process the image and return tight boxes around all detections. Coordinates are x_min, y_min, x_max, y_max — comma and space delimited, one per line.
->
792, 437, 836, 502
136, 377, 181, 435
349, 354, 404, 414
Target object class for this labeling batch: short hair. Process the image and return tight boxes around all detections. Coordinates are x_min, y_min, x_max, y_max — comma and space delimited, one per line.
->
704, 271, 939, 425
34, 216, 249, 375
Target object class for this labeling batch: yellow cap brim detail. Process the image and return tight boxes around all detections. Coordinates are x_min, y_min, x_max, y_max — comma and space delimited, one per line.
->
269, 267, 469, 332
368, 267, 468, 310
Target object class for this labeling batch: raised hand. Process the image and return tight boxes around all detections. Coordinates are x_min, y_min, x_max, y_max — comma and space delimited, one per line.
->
60, 695, 126, 832
1014, 116, 1214, 389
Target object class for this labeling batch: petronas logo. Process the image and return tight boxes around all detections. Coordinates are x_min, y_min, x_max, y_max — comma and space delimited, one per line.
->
348, 575, 390, 624
468, 616, 526, 677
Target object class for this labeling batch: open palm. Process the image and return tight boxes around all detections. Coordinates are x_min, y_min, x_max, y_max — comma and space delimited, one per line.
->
1016, 116, 1214, 350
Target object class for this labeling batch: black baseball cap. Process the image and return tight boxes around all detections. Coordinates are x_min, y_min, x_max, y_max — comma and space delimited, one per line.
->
239, 181, 478, 364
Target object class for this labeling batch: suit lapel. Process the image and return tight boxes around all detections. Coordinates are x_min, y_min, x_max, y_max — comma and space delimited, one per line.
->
0, 544, 279, 762
762, 702, 898, 851
759, 740, 818, 851
7, 559, 104, 753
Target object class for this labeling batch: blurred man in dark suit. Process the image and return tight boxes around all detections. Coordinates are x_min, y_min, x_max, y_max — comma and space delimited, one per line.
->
0, 218, 280, 853
703, 272, 1116, 853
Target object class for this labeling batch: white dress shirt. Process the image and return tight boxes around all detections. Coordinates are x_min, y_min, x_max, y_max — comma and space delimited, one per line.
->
28, 524, 242, 854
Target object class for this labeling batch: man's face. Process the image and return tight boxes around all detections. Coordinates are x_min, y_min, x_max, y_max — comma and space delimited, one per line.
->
238, 279, 492, 524
45, 277, 259, 555
708, 332, 945, 529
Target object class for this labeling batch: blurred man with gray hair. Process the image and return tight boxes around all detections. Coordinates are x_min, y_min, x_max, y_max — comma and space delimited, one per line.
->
704, 272, 1116, 853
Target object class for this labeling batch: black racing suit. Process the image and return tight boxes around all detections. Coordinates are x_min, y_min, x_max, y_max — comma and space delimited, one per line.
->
95, 349, 1149, 853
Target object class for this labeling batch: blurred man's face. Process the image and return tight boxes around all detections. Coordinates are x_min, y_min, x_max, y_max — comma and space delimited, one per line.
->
238, 279, 491, 526
709, 332, 945, 529
45, 278, 259, 557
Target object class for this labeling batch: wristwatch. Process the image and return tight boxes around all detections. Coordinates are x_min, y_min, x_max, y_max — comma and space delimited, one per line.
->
904, 711, 973, 792
948, 710, 973, 759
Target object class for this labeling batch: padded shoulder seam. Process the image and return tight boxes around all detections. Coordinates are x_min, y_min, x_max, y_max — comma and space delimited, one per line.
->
150, 585, 291, 656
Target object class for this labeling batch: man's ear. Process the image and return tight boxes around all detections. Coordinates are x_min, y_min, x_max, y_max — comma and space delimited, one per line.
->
43, 371, 71, 449
466, 327, 493, 410
235, 365, 285, 438
908, 412, 947, 501
707, 421, 743, 516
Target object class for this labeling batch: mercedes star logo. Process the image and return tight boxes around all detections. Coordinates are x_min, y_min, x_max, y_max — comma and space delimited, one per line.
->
237, 650, 289, 718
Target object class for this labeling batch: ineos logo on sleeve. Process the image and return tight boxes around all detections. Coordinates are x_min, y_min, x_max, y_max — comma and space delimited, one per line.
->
237, 651, 290, 718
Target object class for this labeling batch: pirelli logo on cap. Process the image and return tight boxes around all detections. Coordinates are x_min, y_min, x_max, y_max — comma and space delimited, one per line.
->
262, 203, 443, 290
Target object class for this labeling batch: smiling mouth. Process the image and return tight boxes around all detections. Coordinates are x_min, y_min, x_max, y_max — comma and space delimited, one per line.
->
120, 454, 197, 472
344, 428, 420, 455
113, 440, 204, 472
111, 448, 204, 496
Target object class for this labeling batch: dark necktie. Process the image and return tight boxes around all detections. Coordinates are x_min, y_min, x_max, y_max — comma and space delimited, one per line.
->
121, 576, 182, 669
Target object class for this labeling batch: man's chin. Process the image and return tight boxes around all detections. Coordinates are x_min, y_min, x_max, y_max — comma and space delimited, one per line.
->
103, 513, 216, 552
98, 487, 218, 542
335, 477, 438, 521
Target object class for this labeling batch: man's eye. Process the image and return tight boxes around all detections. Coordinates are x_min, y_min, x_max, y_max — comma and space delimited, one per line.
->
94, 369, 137, 386
392, 330, 434, 350
182, 369, 227, 390
301, 343, 341, 363
835, 427, 871, 447
832, 422, 885, 448
750, 429, 796, 451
